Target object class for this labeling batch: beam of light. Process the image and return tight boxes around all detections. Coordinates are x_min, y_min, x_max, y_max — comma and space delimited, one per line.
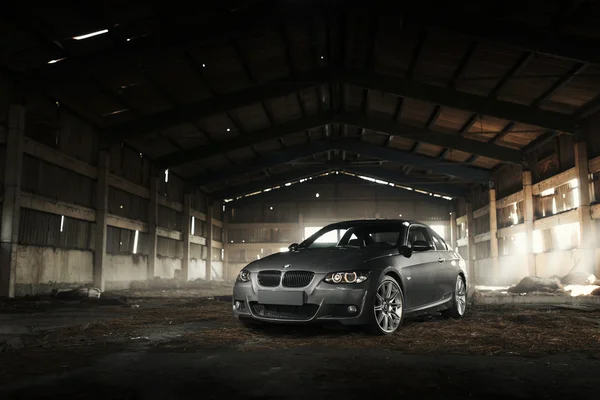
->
133, 230, 139, 254
73, 29, 109, 40
191, 217, 195, 236
60, 215, 65, 232
564, 284, 600, 297
48, 57, 67, 64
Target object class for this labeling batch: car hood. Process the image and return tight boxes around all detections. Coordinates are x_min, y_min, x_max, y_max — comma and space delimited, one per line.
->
245, 247, 394, 273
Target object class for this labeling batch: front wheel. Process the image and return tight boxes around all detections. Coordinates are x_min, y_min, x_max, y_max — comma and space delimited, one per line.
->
366, 276, 404, 335
441, 275, 467, 319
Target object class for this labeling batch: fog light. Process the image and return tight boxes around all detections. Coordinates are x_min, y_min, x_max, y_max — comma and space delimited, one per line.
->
234, 301, 241, 310
347, 305, 358, 314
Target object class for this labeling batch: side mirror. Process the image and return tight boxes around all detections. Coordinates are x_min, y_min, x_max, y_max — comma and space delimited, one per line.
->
288, 243, 299, 252
398, 245, 412, 258
412, 240, 432, 252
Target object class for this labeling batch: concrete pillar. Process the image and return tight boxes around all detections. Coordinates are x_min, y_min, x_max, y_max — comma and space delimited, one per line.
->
147, 174, 159, 279
523, 170, 537, 276
298, 212, 304, 242
0, 105, 25, 298
489, 188, 499, 282
205, 199, 213, 281
449, 212, 457, 251
93, 151, 109, 291
574, 140, 595, 274
181, 193, 192, 281
223, 211, 229, 281
466, 202, 476, 285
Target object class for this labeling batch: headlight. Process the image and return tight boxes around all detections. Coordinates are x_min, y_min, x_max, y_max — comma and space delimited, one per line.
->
324, 271, 370, 284
237, 270, 251, 283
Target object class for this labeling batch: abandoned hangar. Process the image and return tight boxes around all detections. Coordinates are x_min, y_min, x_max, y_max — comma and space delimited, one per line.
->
1, 0, 600, 298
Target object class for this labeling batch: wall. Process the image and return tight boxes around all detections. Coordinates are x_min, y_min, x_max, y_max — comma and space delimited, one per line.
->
15, 245, 94, 295
224, 173, 453, 271
1, 89, 223, 296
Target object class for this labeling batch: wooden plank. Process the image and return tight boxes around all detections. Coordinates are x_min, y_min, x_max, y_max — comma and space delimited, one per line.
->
190, 235, 207, 246
474, 232, 492, 244
107, 214, 148, 232
157, 227, 182, 241
533, 209, 578, 231
227, 222, 299, 229
456, 215, 467, 225
23, 137, 97, 179
213, 219, 223, 228
497, 224, 526, 238
108, 174, 150, 199
190, 209, 207, 221
20, 191, 96, 222
157, 195, 183, 212
473, 204, 490, 219
589, 156, 600, 174
496, 190, 524, 209
457, 237, 468, 247
532, 168, 576, 195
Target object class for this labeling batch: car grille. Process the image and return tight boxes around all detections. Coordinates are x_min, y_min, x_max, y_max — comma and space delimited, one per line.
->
258, 270, 281, 287
282, 271, 314, 288
250, 303, 319, 320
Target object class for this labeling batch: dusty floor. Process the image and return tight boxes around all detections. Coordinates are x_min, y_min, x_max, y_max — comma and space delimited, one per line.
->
1, 288, 600, 399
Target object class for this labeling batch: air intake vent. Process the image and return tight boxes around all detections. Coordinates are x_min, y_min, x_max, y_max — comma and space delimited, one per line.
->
258, 270, 281, 287
283, 271, 314, 288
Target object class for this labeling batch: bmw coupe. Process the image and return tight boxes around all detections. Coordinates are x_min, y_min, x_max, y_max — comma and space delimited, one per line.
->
232, 219, 468, 335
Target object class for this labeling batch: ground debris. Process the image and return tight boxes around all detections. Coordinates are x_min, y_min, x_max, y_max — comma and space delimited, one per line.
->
508, 276, 563, 294
0, 337, 24, 353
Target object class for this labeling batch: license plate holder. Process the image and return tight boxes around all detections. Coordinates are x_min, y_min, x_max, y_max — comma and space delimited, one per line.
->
257, 290, 304, 306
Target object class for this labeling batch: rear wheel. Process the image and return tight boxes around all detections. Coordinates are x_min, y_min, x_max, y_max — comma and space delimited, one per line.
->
366, 276, 404, 335
441, 276, 467, 319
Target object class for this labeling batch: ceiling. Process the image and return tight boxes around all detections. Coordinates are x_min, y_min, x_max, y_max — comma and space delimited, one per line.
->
3, 0, 600, 199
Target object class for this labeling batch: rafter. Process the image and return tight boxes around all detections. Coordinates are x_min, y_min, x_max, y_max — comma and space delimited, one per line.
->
336, 112, 523, 164
333, 139, 490, 183
332, 68, 576, 133
107, 67, 328, 139
155, 113, 332, 168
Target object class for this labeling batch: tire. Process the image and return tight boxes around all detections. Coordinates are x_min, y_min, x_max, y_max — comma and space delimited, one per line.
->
441, 275, 467, 319
366, 275, 404, 335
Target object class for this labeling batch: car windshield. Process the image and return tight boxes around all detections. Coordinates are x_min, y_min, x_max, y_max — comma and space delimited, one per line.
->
299, 223, 406, 249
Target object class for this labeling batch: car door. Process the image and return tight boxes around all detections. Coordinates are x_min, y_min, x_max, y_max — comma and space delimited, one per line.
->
405, 224, 442, 308
429, 229, 456, 302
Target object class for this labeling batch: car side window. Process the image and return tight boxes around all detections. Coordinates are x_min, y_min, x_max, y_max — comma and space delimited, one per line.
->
407, 226, 434, 250
431, 234, 446, 251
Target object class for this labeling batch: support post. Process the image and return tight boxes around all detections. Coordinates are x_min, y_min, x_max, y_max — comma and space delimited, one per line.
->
466, 202, 476, 286
0, 105, 25, 298
449, 211, 457, 251
574, 140, 595, 274
489, 188, 499, 282
298, 212, 304, 242
205, 198, 213, 281
223, 210, 229, 280
147, 174, 159, 279
523, 170, 537, 276
94, 151, 109, 291
181, 193, 192, 281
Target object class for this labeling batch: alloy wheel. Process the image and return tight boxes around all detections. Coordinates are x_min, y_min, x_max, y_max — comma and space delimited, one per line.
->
374, 280, 403, 333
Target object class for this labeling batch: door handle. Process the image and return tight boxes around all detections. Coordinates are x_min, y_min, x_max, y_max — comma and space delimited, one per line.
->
438, 257, 445, 263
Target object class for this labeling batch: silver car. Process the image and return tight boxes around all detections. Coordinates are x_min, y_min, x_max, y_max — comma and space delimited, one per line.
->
232, 219, 468, 335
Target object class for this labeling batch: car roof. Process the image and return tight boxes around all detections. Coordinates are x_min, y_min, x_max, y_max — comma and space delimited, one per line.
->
321, 219, 425, 229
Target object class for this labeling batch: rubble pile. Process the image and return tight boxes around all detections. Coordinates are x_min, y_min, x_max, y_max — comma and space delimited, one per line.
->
508, 272, 600, 296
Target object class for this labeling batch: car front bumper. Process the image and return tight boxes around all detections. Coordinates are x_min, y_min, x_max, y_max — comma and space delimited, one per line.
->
232, 272, 378, 325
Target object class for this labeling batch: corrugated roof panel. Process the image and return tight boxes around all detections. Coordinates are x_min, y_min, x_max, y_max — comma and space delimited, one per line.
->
229, 103, 271, 132
265, 94, 303, 123
415, 31, 471, 87
148, 58, 213, 105
415, 142, 443, 157
367, 90, 397, 119
285, 22, 314, 73
239, 29, 289, 82
399, 98, 437, 126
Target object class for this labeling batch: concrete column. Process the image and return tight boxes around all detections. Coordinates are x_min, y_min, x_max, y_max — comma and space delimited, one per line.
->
205, 199, 213, 281
0, 105, 25, 298
93, 151, 109, 291
449, 212, 457, 251
223, 211, 229, 280
147, 175, 159, 279
489, 189, 499, 282
181, 193, 191, 281
298, 212, 304, 242
574, 140, 595, 274
523, 170, 537, 276
465, 202, 476, 285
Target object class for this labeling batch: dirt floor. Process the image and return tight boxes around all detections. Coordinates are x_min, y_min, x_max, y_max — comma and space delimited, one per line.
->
1, 287, 600, 399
